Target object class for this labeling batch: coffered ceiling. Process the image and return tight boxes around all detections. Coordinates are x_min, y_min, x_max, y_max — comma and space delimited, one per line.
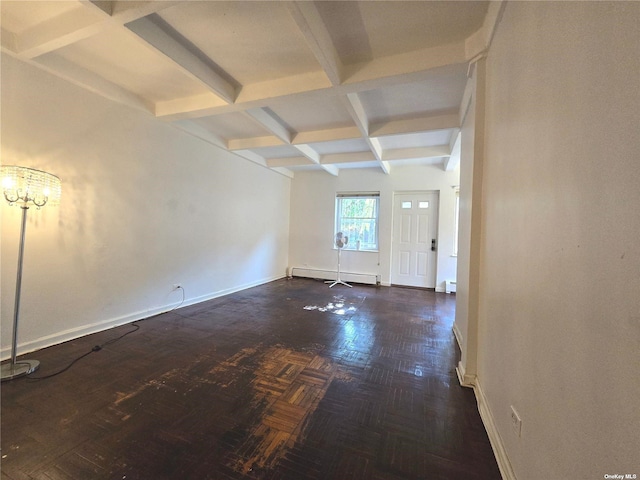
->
1, 1, 504, 177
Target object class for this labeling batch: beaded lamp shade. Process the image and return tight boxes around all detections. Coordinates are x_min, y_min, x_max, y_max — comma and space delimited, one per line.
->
1, 165, 62, 208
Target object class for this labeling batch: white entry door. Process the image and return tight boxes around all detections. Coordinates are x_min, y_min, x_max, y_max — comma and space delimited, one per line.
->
391, 192, 439, 288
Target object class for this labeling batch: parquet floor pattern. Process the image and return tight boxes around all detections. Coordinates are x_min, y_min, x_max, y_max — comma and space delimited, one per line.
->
1, 279, 500, 479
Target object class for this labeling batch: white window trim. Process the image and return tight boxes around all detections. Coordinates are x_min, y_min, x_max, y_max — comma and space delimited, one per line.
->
334, 192, 380, 252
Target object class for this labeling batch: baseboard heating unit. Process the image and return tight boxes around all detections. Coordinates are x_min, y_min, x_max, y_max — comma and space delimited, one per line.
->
289, 267, 379, 286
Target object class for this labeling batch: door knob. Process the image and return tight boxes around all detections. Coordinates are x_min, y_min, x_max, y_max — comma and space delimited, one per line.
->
431, 239, 436, 251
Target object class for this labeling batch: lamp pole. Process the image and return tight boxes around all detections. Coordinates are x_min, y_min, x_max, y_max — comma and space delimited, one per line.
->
1, 205, 40, 380
1, 166, 61, 381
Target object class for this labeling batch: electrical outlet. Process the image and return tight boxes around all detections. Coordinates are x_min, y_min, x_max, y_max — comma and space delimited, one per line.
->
510, 405, 522, 437
172, 283, 182, 290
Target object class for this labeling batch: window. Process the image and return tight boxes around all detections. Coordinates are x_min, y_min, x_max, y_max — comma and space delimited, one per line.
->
335, 193, 379, 251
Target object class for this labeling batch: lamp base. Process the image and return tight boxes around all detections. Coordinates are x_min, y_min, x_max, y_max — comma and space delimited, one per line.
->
1, 360, 39, 381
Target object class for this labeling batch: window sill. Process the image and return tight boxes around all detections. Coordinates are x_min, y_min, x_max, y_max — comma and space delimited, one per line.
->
333, 248, 379, 253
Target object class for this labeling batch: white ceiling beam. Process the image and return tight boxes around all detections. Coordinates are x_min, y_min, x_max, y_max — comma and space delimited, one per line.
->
371, 138, 390, 174
233, 149, 268, 168
2, 1, 182, 60
243, 108, 293, 144
86, 1, 183, 23
227, 125, 362, 152
465, 0, 507, 60
35, 52, 153, 113
342, 42, 467, 86
444, 130, 461, 172
87, 1, 113, 15
8, 6, 106, 59
153, 92, 228, 118
108, 1, 183, 24
242, 108, 337, 177
443, 157, 456, 172
382, 145, 450, 162
285, 1, 343, 86
1, 27, 17, 53
234, 70, 331, 107
293, 126, 362, 144
126, 15, 236, 104
293, 144, 321, 164
320, 164, 339, 176
321, 152, 376, 165
342, 93, 390, 174
448, 127, 461, 154
369, 112, 460, 138
85, 1, 182, 22
234, 150, 294, 179
293, 144, 339, 176
228, 136, 286, 151
271, 167, 295, 179
171, 120, 227, 150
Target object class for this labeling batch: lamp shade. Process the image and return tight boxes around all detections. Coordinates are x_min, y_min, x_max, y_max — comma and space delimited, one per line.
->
1, 165, 61, 208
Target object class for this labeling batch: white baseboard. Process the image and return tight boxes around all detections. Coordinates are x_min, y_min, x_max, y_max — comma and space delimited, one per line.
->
474, 379, 517, 480
453, 344, 516, 479
455, 361, 476, 388
454, 365, 517, 480
1, 274, 285, 361
290, 267, 378, 286
452, 322, 463, 351
185, 274, 285, 306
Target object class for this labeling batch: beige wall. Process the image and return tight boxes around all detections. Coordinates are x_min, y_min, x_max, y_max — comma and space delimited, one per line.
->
1, 53, 291, 358
477, 2, 640, 477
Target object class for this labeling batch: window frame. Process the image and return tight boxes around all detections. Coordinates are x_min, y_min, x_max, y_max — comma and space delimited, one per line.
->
334, 192, 380, 252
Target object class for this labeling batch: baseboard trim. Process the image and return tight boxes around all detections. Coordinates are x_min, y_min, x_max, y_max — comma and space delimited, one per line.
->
454, 360, 516, 480
452, 322, 463, 351
1, 274, 285, 361
289, 267, 378, 286
185, 274, 285, 307
455, 361, 476, 388
474, 379, 517, 480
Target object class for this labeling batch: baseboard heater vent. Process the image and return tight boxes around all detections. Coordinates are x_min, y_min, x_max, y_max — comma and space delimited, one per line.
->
446, 280, 457, 294
289, 267, 379, 286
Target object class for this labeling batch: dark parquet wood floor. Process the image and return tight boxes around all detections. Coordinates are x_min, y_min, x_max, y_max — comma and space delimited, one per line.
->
1, 278, 500, 480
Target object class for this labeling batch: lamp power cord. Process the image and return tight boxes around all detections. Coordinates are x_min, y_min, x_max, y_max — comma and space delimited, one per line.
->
26, 286, 185, 381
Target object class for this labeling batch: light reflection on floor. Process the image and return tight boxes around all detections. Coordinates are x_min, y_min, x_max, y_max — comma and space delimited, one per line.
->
303, 295, 358, 315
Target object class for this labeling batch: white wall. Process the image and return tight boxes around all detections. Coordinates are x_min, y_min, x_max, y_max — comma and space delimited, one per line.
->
477, 2, 640, 478
289, 165, 459, 290
1, 53, 291, 358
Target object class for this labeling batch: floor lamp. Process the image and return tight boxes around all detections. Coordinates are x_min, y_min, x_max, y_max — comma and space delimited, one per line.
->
1, 166, 61, 381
